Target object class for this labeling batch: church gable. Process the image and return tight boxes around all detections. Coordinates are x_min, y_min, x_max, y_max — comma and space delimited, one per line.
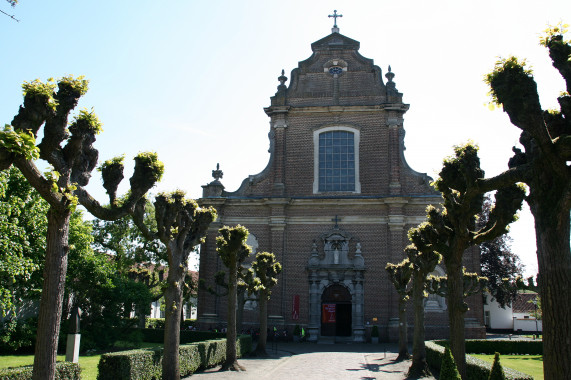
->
287, 32, 387, 105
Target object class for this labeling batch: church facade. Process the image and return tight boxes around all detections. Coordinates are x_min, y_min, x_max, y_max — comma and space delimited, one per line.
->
197, 26, 484, 342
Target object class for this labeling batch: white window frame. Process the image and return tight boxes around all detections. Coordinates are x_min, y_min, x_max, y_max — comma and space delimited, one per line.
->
313, 126, 361, 194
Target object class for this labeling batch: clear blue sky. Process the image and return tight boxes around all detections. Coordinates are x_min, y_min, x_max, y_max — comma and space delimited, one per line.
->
2, 0, 570, 275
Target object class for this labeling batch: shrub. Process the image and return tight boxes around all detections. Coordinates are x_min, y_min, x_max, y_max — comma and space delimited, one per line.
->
0, 361, 81, 380
97, 335, 252, 380
425, 341, 533, 380
440, 347, 462, 379
489, 352, 507, 380
145, 318, 165, 330
293, 325, 301, 336
0, 317, 37, 354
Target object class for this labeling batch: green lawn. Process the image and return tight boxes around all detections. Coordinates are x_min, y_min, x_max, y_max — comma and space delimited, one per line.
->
471, 354, 543, 380
0, 343, 162, 380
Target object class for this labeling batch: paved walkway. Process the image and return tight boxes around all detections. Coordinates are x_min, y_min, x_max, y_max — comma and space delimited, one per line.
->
184, 342, 436, 380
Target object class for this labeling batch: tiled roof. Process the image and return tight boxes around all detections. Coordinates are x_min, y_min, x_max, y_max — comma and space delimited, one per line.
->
513, 292, 539, 313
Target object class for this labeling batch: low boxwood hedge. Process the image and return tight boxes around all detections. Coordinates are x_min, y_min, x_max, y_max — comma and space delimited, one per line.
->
97, 335, 252, 380
425, 341, 534, 380
0, 361, 81, 380
431, 339, 542, 355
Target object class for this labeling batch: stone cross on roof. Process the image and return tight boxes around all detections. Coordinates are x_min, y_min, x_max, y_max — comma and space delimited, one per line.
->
328, 10, 343, 33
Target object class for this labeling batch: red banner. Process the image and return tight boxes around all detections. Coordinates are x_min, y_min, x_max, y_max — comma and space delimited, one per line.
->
322, 303, 336, 323
292, 295, 300, 320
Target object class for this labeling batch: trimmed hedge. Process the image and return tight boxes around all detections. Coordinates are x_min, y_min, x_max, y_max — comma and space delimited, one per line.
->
425, 341, 533, 380
97, 335, 252, 380
465, 340, 542, 355
136, 328, 225, 344
431, 339, 543, 355
0, 361, 81, 380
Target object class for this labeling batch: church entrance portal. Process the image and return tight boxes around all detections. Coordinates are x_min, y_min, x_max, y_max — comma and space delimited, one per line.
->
307, 225, 366, 342
321, 285, 352, 337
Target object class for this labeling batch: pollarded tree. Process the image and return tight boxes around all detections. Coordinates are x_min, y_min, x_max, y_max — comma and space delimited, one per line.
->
405, 241, 442, 378
423, 143, 524, 378
385, 259, 413, 361
133, 191, 216, 380
199, 269, 252, 333
216, 225, 252, 371
0, 77, 164, 380
247, 251, 282, 356
426, 143, 525, 378
483, 24, 571, 379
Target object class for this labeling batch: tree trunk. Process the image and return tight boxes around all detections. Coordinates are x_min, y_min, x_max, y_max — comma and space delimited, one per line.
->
254, 291, 268, 356
408, 272, 431, 377
236, 291, 245, 334
397, 298, 410, 361
32, 207, 71, 380
532, 204, 571, 380
221, 264, 244, 371
162, 248, 184, 380
446, 261, 466, 379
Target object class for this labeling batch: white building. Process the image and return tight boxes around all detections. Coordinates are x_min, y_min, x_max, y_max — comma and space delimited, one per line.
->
483, 292, 542, 333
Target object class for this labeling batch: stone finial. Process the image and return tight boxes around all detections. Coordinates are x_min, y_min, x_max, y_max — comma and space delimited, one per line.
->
277, 69, 288, 92
202, 163, 225, 198
385, 65, 395, 83
385, 65, 398, 95
212, 163, 223, 182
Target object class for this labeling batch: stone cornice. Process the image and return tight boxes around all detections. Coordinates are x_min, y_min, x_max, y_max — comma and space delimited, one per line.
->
289, 104, 410, 114
205, 195, 440, 208
217, 215, 428, 226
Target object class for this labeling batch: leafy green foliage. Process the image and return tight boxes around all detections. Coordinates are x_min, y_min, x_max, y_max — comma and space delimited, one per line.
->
0, 317, 37, 353
91, 204, 167, 275
248, 251, 282, 299
0, 168, 47, 316
539, 22, 570, 46
65, 211, 154, 351
385, 259, 413, 300
216, 225, 251, 269
69, 108, 103, 135
441, 347, 462, 379
131, 152, 165, 190
485, 57, 534, 108
0, 125, 40, 161
58, 75, 89, 96
479, 197, 523, 308
21, 78, 57, 109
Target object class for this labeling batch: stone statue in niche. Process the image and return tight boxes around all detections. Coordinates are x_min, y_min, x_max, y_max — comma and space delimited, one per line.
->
331, 241, 342, 264
323, 234, 349, 265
